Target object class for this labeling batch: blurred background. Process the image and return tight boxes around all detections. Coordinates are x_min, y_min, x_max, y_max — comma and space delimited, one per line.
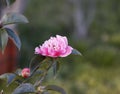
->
1, 0, 120, 94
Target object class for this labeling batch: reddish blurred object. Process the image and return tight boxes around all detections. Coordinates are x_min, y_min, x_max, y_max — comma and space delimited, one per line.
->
0, 38, 18, 74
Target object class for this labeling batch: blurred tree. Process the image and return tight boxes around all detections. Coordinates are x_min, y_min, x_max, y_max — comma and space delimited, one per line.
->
72, 0, 96, 40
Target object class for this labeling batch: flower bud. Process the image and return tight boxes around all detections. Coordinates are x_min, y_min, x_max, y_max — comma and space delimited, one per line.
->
21, 68, 30, 78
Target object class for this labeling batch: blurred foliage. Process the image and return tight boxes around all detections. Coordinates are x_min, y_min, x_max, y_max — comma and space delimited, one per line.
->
1, 0, 120, 94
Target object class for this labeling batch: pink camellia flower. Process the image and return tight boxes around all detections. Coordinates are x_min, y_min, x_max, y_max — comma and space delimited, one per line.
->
21, 68, 30, 78
35, 35, 73, 57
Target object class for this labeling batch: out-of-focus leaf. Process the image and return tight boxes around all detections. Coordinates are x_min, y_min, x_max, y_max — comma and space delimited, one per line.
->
0, 73, 16, 85
46, 85, 66, 94
72, 49, 82, 56
29, 55, 46, 75
0, 72, 25, 85
7, 73, 16, 86
1, 29, 8, 53
12, 83, 35, 94
53, 60, 60, 77
1, 12, 29, 25
5, 28, 21, 50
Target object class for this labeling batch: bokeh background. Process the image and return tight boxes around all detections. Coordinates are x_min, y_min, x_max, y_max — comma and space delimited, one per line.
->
2, 0, 120, 94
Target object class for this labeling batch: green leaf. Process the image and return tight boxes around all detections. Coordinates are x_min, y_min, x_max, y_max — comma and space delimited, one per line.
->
29, 55, 46, 75
0, 29, 8, 53
0, 73, 16, 85
72, 49, 82, 56
53, 60, 60, 77
1, 12, 29, 25
46, 85, 66, 94
5, 28, 21, 50
0, 72, 25, 85
12, 83, 35, 94
7, 73, 16, 86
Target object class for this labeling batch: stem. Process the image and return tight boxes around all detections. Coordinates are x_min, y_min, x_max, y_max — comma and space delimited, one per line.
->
31, 57, 48, 76
34, 58, 54, 87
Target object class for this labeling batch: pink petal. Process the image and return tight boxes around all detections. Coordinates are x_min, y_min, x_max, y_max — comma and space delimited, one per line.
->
60, 46, 73, 57
35, 47, 40, 54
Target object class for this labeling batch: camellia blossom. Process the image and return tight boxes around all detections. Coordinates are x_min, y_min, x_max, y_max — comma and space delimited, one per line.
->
35, 35, 73, 57
21, 68, 30, 78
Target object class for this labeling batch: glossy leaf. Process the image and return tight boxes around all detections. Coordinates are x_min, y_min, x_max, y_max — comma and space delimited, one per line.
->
0, 73, 16, 85
5, 28, 21, 50
12, 83, 35, 94
0, 72, 25, 86
46, 85, 66, 94
29, 55, 46, 75
1, 29, 8, 52
1, 12, 29, 25
7, 73, 16, 86
72, 49, 82, 56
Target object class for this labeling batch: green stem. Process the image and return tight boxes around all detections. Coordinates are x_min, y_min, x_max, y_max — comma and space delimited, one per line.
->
34, 58, 54, 87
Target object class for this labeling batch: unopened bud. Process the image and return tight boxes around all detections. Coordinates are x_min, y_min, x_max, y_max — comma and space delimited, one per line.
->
21, 68, 30, 78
